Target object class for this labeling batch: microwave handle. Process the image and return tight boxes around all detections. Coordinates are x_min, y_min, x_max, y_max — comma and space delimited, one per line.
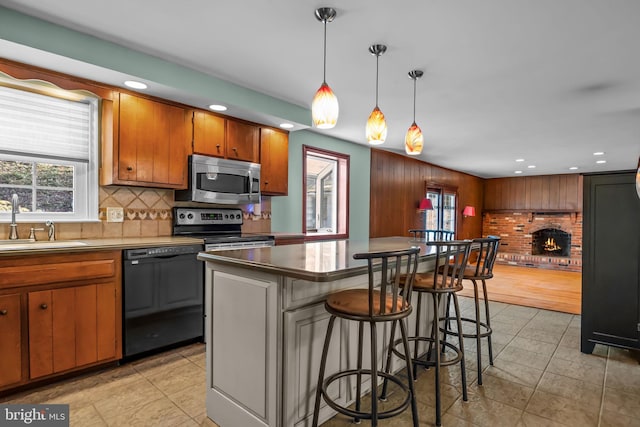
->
248, 170, 253, 199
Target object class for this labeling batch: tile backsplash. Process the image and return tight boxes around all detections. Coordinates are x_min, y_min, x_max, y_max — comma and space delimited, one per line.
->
0, 186, 272, 240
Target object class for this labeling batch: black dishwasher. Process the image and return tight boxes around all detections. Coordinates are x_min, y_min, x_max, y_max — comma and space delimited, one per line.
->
122, 244, 203, 358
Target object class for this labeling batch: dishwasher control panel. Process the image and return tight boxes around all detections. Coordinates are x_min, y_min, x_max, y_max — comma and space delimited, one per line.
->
124, 244, 203, 260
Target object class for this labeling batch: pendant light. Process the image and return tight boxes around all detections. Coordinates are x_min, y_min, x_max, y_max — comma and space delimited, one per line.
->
405, 69, 424, 155
312, 7, 339, 129
365, 44, 387, 145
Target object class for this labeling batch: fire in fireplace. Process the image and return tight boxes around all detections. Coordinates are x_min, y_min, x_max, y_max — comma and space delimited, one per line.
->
532, 228, 571, 257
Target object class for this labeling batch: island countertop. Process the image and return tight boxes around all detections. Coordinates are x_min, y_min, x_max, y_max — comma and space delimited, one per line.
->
197, 236, 437, 282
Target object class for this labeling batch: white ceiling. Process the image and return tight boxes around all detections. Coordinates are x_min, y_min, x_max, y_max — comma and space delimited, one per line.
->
1, 0, 639, 178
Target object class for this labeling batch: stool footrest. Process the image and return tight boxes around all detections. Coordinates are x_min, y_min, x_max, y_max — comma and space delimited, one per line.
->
321, 369, 412, 420
441, 317, 492, 338
391, 337, 464, 368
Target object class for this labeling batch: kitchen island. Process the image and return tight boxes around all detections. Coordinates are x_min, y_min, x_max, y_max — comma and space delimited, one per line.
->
198, 237, 441, 427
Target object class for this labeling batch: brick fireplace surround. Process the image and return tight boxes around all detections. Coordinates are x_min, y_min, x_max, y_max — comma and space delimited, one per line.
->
482, 211, 582, 272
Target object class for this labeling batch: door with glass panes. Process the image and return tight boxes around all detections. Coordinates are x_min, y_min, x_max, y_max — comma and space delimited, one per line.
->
424, 186, 457, 236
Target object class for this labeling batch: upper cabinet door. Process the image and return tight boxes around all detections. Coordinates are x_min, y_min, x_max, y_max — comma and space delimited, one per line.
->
116, 93, 190, 188
260, 128, 288, 195
226, 120, 259, 163
193, 110, 226, 158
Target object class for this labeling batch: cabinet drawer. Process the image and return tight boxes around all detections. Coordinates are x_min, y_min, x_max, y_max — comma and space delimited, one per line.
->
0, 252, 118, 290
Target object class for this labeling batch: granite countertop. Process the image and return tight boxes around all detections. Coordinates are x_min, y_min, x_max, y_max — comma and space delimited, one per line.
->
198, 236, 438, 282
0, 236, 204, 257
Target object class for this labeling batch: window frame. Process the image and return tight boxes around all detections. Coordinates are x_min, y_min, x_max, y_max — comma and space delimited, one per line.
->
0, 73, 100, 222
302, 145, 349, 241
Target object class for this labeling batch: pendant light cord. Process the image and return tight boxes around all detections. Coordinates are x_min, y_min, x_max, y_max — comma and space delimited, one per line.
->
412, 77, 417, 123
323, 20, 327, 84
375, 54, 380, 107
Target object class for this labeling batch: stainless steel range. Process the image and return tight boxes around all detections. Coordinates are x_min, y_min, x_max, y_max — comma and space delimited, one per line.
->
173, 207, 275, 250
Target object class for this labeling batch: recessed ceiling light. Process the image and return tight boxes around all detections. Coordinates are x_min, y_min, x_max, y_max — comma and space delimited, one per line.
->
124, 80, 147, 89
593, 152, 605, 156
515, 170, 523, 174
279, 123, 294, 129
527, 165, 536, 169
515, 158, 525, 162
569, 166, 578, 170
596, 160, 607, 164
209, 104, 227, 112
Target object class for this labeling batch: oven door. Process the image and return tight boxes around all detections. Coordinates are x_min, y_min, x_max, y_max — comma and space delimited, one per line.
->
176, 154, 260, 204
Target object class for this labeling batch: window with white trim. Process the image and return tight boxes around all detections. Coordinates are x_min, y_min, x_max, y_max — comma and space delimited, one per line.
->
0, 78, 99, 222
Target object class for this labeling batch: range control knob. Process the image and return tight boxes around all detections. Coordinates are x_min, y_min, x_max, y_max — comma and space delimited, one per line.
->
225, 214, 229, 219
179, 213, 185, 219
236, 214, 241, 219
187, 213, 193, 219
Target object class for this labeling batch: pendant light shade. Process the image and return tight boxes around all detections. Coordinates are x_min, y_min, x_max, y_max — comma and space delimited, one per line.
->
312, 7, 338, 129
312, 82, 339, 129
366, 44, 387, 145
405, 69, 424, 155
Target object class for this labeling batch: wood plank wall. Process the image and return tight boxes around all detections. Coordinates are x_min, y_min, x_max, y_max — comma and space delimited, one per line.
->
369, 149, 484, 240
484, 174, 583, 211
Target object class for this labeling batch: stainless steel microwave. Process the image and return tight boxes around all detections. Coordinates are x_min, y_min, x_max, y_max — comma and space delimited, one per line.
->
175, 155, 260, 204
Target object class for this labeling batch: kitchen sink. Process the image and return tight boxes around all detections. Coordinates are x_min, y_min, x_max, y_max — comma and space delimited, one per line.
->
0, 240, 89, 250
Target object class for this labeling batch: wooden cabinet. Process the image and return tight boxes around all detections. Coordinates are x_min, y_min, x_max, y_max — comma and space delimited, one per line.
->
0, 251, 121, 392
484, 174, 582, 212
581, 172, 640, 353
0, 294, 22, 388
226, 120, 259, 162
192, 110, 260, 163
101, 92, 191, 189
28, 283, 117, 379
193, 110, 226, 158
260, 128, 289, 195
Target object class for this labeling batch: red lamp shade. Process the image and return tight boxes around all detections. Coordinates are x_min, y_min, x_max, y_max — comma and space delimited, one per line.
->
463, 206, 476, 217
419, 198, 433, 210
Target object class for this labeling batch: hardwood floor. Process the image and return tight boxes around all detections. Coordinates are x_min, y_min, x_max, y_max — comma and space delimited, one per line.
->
457, 263, 582, 314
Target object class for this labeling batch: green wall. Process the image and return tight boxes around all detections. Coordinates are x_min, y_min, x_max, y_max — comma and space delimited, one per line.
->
0, 6, 309, 125
271, 131, 371, 241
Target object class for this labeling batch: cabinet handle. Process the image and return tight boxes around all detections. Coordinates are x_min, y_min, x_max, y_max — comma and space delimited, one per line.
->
216, 144, 221, 151
40, 303, 48, 310
127, 166, 133, 171
0, 309, 7, 315
232, 147, 238, 154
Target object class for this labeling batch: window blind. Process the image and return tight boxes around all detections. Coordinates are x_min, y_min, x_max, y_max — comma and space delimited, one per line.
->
0, 85, 91, 161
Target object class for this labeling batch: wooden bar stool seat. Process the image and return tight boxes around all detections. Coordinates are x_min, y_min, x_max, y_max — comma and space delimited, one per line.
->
312, 247, 421, 427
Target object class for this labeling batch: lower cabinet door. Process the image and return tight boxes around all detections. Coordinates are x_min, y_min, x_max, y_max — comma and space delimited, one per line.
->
28, 284, 117, 379
0, 293, 22, 388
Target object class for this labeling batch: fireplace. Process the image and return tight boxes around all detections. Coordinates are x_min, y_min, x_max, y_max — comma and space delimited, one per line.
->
532, 228, 571, 257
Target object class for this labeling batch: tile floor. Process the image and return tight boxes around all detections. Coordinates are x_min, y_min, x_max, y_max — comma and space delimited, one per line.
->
2, 296, 639, 426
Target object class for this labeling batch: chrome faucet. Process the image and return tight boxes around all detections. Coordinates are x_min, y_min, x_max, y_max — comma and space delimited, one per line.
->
46, 220, 55, 241
8, 193, 19, 240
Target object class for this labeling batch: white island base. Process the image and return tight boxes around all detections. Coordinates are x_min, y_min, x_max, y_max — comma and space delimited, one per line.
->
199, 238, 441, 427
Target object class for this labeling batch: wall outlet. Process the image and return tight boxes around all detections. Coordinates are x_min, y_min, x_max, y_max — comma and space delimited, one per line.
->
106, 207, 124, 222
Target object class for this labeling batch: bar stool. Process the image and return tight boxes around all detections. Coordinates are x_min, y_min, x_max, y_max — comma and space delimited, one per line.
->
408, 229, 454, 242
442, 236, 500, 385
386, 240, 472, 427
312, 247, 421, 427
